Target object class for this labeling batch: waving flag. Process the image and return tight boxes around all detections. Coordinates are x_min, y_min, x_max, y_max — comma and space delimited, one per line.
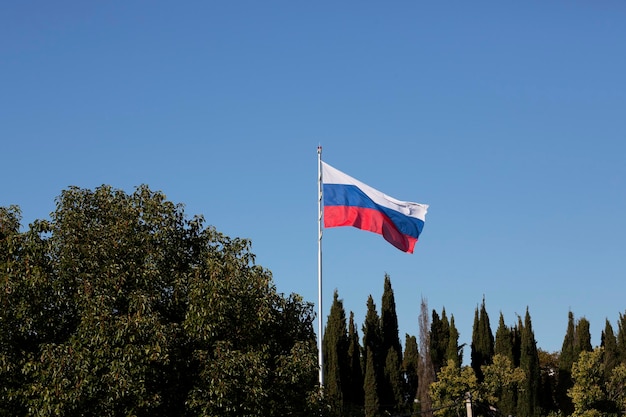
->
322, 161, 428, 253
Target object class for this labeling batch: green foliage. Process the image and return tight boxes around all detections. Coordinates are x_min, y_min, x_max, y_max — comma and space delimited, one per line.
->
602, 319, 619, 378
446, 315, 462, 368
538, 348, 560, 414
517, 309, 541, 417
569, 348, 606, 416
380, 275, 401, 362
383, 348, 403, 414
362, 295, 382, 410
0, 186, 318, 416
575, 318, 593, 357
403, 334, 419, 409
430, 308, 449, 375
363, 347, 381, 417
429, 360, 477, 417
322, 290, 349, 415
345, 311, 364, 416
470, 297, 494, 383
481, 354, 525, 408
558, 310, 577, 415
568, 347, 626, 417
495, 313, 513, 361
379, 276, 403, 414
417, 297, 435, 416
617, 312, 626, 364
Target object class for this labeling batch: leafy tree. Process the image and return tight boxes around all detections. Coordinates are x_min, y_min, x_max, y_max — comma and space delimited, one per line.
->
569, 347, 607, 417
322, 290, 349, 415
0, 186, 319, 416
607, 361, 626, 415
538, 348, 560, 414
481, 354, 525, 414
471, 297, 494, 383
429, 360, 477, 417
568, 346, 626, 417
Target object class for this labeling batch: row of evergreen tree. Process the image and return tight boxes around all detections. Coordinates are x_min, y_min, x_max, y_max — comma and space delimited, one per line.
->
322, 275, 626, 417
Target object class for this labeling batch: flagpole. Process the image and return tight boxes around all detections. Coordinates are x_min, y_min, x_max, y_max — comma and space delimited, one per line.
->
317, 145, 324, 388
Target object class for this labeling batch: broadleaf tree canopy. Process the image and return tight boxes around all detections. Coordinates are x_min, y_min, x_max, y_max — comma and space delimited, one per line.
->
0, 185, 319, 417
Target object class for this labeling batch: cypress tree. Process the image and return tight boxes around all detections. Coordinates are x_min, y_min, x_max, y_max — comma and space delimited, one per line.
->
380, 275, 402, 361
601, 319, 618, 376
417, 297, 434, 417
384, 349, 404, 414
494, 313, 516, 415
362, 295, 382, 413
494, 313, 513, 361
322, 290, 349, 415
403, 334, 419, 411
364, 346, 381, 417
617, 312, 626, 364
557, 311, 576, 415
517, 308, 541, 417
430, 308, 449, 375
574, 317, 592, 357
470, 297, 494, 382
446, 315, 461, 368
379, 275, 402, 413
346, 311, 364, 415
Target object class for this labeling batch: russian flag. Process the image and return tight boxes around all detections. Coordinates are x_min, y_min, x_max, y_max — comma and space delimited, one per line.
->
322, 162, 428, 254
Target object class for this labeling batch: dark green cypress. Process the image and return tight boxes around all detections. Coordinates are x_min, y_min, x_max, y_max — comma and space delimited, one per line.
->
446, 315, 461, 367
557, 311, 576, 415
384, 349, 404, 414
364, 346, 381, 417
601, 319, 618, 377
494, 313, 513, 361
362, 295, 381, 369
322, 290, 349, 415
380, 275, 403, 414
362, 295, 382, 414
430, 308, 450, 375
517, 308, 541, 417
574, 317, 592, 357
494, 313, 516, 415
470, 297, 494, 382
417, 297, 434, 416
380, 275, 402, 361
346, 311, 364, 415
402, 334, 419, 411
617, 312, 626, 364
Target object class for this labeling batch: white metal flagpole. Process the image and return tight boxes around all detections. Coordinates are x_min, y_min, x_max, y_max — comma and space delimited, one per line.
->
317, 145, 324, 387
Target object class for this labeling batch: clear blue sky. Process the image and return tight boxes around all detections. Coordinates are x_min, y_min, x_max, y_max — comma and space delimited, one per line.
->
2, 1, 626, 357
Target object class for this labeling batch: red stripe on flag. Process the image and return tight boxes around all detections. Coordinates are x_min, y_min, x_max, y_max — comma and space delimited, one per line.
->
324, 205, 417, 253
